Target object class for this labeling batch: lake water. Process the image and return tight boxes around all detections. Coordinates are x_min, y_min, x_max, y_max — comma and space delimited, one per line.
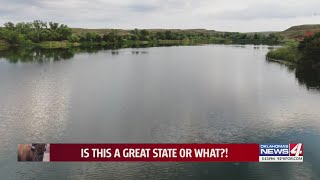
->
0, 44, 319, 179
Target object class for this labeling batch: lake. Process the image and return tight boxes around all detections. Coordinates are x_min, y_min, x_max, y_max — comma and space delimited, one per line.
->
0, 44, 319, 179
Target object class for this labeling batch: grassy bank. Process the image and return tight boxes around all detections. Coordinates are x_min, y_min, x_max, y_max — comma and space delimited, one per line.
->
37, 41, 80, 49
24, 39, 232, 49
0, 40, 10, 50
267, 31, 320, 70
37, 40, 184, 48
266, 41, 301, 64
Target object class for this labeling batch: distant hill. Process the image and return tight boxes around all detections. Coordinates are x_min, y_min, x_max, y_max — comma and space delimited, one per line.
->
145, 29, 216, 34
72, 28, 131, 35
277, 24, 320, 39
245, 31, 279, 35
72, 25, 320, 40
71, 28, 216, 35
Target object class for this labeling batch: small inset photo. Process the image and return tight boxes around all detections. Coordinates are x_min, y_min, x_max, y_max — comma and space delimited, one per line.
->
17, 144, 50, 162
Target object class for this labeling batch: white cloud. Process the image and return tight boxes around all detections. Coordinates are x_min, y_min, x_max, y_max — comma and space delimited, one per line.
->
0, 0, 319, 32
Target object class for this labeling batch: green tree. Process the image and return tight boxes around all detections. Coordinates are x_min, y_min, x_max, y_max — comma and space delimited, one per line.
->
155, 32, 166, 40
68, 34, 80, 42
165, 30, 174, 40
49, 22, 59, 30
57, 24, 72, 40
103, 30, 120, 42
85, 32, 95, 42
298, 32, 320, 64
130, 28, 140, 36
4, 22, 15, 30
139, 29, 150, 41
129, 34, 139, 41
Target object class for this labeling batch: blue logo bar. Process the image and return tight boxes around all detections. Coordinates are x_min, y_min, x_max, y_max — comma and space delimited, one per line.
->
260, 144, 289, 156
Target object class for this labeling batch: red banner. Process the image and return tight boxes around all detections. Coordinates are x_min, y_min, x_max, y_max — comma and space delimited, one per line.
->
50, 144, 259, 162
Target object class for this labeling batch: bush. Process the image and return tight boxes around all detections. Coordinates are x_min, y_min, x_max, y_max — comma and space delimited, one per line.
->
68, 34, 80, 43
266, 42, 301, 63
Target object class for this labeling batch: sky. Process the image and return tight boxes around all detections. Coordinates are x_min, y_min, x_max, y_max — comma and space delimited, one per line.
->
0, 0, 319, 32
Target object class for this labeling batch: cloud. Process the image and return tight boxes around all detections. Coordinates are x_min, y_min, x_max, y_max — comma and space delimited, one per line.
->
211, 2, 320, 20
127, 3, 160, 13
0, 0, 319, 32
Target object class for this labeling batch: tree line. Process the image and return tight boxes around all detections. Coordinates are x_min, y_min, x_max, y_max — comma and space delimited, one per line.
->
0, 21, 283, 45
0, 20, 72, 44
71, 29, 283, 43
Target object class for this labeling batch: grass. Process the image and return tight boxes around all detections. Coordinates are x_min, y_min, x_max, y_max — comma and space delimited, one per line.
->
266, 41, 301, 63
0, 39, 10, 50
37, 41, 80, 49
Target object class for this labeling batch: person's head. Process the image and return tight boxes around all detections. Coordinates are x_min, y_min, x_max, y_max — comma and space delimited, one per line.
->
31, 144, 46, 161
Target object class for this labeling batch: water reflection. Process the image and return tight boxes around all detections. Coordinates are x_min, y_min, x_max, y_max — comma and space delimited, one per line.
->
295, 64, 320, 90
2, 44, 319, 92
266, 59, 320, 91
0, 47, 75, 63
0, 44, 319, 179
0, 43, 185, 63
0, 52, 72, 177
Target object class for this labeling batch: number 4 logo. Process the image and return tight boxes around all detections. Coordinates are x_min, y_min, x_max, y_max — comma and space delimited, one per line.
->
290, 143, 303, 156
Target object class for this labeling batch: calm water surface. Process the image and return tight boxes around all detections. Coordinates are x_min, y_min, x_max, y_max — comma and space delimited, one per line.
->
0, 44, 319, 179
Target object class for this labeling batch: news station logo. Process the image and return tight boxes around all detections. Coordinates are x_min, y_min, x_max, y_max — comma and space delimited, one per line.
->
259, 143, 303, 162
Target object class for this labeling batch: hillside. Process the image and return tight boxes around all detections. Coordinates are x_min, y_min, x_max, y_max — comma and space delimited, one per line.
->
277, 24, 320, 39
72, 28, 131, 35
72, 25, 320, 40
72, 28, 216, 35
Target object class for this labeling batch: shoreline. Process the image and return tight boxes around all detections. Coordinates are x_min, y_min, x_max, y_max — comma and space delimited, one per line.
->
0, 39, 281, 50
266, 58, 295, 66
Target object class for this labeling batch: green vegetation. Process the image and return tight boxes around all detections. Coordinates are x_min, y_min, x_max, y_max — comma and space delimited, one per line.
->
0, 20, 284, 48
298, 32, 320, 67
38, 41, 79, 49
71, 28, 282, 44
266, 41, 301, 63
267, 32, 320, 68
71, 24, 320, 43
0, 20, 72, 44
0, 39, 10, 50
267, 32, 320, 89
